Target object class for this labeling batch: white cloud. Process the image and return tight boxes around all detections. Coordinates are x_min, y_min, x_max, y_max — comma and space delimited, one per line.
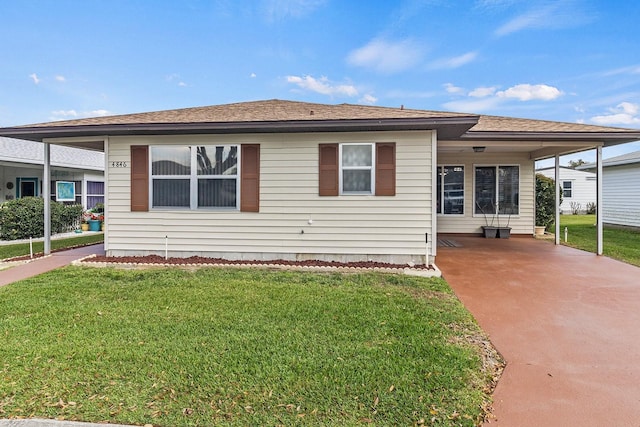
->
442, 82, 563, 112
55, 75, 66, 82
29, 73, 40, 84
286, 75, 358, 97
444, 83, 465, 94
591, 102, 640, 126
495, 1, 593, 37
263, 0, 326, 22
178, 82, 187, 87
496, 84, 563, 101
602, 65, 640, 77
358, 94, 378, 105
347, 38, 424, 74
250, 73, 257, 78
430, 51, 478, 69
50, 109, 111, 121
469, 86, 498, 98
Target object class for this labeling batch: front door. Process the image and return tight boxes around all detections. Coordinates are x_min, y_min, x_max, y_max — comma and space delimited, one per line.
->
17, 178, 39, 197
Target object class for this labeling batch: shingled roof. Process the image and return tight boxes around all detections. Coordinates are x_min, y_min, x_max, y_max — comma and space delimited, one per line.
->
1, 99, 639, 145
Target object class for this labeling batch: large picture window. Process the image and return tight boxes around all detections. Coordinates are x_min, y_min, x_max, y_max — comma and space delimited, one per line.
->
437, 166, 464, 215
150, 145, 238, 209
340, 143, 374, 194
474, 165, 519, 215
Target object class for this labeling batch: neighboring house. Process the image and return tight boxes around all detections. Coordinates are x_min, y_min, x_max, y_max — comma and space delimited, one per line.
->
0, 137, 105, 209
0, 100, 638, 264
578, 150, 640, 228
536, 166, 596, 214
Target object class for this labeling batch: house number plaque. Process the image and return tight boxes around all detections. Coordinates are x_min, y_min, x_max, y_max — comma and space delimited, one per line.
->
110, 161, 128, 168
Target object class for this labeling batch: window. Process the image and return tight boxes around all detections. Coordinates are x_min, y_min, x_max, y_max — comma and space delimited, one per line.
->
150, 145, 238, 209
87, 181, 105, 209
474, 165, 519, 215
437, 166, 464, 215
319, 142, 395, 197
340, 143, 374, 194
562, 181, 572, 198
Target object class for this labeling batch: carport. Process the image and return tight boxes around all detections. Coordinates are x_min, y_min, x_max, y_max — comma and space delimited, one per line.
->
437, 235, 640, 426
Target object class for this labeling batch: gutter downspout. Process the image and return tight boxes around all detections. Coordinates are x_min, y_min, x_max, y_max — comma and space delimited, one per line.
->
554, 154, 560, 245
43, 142, 51, 255
596, 146, 603, 255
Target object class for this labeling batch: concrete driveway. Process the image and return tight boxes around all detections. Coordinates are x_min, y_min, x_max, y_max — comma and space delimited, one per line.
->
436, 236, 640, 427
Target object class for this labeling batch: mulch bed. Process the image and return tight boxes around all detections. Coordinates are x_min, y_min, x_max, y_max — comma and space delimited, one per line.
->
87, 254, 433, 270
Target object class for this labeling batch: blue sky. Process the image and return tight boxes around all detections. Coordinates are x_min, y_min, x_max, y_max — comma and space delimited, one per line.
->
1, 0, 639, 163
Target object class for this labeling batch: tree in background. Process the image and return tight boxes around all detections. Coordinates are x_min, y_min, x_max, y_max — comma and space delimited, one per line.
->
567, 159, 586, 169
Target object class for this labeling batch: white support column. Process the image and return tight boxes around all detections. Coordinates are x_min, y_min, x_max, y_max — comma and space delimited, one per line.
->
43, 142, 51, 255
430, 130, 438, 265
555, 154, 560, 245
596, 146, 603, 255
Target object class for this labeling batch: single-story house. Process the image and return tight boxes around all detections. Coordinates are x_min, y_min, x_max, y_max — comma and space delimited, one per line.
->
578, 150, 640, 228
1, 99, 639, 264
536, 166, 596, 214
0, 136, 105, 209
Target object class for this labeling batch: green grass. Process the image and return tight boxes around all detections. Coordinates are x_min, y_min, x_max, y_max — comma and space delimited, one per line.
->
560, 214, 640, 267
0, 233, 104, 261
0, 267, 497, 426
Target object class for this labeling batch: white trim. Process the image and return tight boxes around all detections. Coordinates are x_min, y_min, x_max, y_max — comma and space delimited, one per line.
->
149, 144, 240, 210
436, 164, 465, 216
339, 142, 375, 195
472, 164, 521, 218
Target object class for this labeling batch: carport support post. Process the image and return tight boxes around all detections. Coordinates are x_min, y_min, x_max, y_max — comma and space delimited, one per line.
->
596, 146, 603, 255
554, 154, 560, 245
43, 142, 51, 255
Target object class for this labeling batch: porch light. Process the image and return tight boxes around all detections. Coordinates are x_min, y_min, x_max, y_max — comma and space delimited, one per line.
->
473, 146, 486, 153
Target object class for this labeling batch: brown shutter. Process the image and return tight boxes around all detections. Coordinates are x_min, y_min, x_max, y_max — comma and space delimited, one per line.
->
375, 143, 396, 196
130, 145, 149, 211
240, 144, 260, 212
319, 143, 339, 196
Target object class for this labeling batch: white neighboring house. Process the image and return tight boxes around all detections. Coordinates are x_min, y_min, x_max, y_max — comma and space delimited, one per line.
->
0, 136, 105, 209
579, 151, 640, 228
536, 166, 597, 214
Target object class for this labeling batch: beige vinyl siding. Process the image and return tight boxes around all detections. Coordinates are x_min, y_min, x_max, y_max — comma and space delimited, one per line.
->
105, 131, 434, 263
603, 164, 640, 228
437, 150, 535, 235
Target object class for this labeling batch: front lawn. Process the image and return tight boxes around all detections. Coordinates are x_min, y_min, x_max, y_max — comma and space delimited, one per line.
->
0, 233, 104, 261
560, 214, 640, 267
0, 267, 498, 426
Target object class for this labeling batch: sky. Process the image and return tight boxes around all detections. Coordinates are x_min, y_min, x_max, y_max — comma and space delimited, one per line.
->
1, 0, 639, 165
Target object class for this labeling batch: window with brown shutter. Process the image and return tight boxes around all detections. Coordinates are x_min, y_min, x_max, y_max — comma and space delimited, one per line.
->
375, 143, 396, 196
319, 143, 339, 196
319, 142, 396, 196
240, 144, 260, 212
130, 145, 149, 211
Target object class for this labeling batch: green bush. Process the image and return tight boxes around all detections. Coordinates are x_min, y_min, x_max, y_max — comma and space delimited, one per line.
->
0, 197, 83, 240
535, 173, 562, 230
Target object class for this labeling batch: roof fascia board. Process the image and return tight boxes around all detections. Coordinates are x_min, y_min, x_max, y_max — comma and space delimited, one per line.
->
463, 131, 640, 144
1, 117, 478, 142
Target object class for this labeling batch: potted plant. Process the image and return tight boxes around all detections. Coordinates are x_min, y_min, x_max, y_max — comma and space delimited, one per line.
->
476, 201, 498, 238
81, 210, 91, 231
496, 203, 513, 239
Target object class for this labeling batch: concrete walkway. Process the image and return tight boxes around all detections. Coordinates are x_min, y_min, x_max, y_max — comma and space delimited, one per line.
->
437, 236, 640, 427
0, 244, 104, 287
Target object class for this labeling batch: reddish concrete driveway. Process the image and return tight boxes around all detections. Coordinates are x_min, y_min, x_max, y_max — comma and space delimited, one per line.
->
437, 236, 640, 427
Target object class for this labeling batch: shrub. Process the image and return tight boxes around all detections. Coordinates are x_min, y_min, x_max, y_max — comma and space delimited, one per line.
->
570, 201, 582, 215
0, 197, 83, 240
535, 173, 562, 230
586, 202, 597, 214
